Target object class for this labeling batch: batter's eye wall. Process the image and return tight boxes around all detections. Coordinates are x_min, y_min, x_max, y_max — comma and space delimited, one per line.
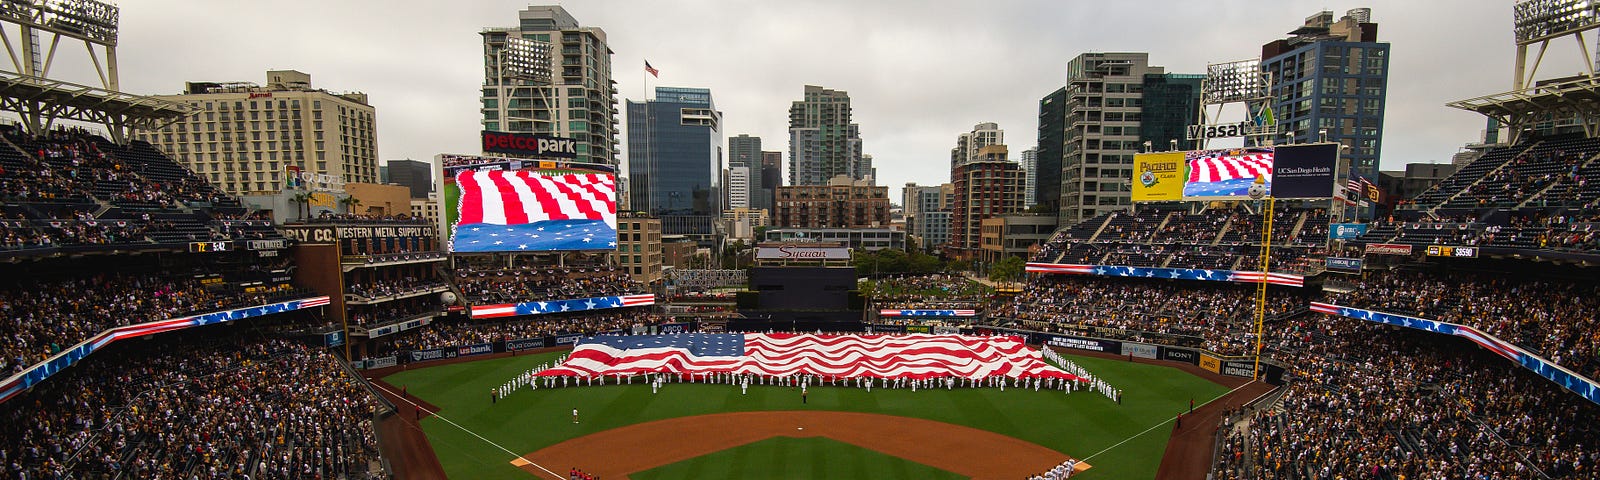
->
749, 267, 856, 310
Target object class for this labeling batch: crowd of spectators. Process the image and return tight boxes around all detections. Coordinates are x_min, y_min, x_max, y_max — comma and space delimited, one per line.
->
1214, 317, 1600, 479
993, 276, 1304, 355
386, 310, 666, 352
1031, 206, 1331, 273
457, 265, 642, 304
0, 337, 383, 479
0, 274, 310, 373
1322, 269, 1600, 381
297, 212, 427, 224
347, 277, 447, 300
348, 301, 440, 328
865, 274, 992, 304
4, 127, 226, 207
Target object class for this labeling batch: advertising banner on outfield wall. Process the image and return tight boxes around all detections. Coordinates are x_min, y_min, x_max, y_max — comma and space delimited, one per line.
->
656, 323, 690, 334
1221, 360, 1257, 378
1044, 334, 1122, 354
870, 324, 908, 334
1124, 342, 1159, 359
506, 337, 547, 351
1199, 353, 1221, 373
409, 346, 460, 363
368, 356, 398, 369
555, 333, 585, 345
1160, 346, 1200, 365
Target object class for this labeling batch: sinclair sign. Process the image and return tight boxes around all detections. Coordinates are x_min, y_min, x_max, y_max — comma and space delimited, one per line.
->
755, 245, 851, 261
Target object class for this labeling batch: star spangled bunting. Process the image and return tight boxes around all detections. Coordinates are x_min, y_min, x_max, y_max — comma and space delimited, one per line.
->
537, 333, 1089, 381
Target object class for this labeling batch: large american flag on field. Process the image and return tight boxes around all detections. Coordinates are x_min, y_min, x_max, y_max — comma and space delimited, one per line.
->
536, 333, 1088, 381
451, 170, 618, 252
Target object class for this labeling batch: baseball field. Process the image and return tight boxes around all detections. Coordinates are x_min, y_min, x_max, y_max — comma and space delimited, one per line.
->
379, 349, 1232, 479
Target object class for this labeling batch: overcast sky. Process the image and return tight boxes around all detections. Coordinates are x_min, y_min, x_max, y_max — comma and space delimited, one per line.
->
20, 1, 1590, 198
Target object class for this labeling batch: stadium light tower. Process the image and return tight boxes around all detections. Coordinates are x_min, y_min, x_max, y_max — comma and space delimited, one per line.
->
1454, 0, 1600, 143
499, 35, 557, 134
1512, 0, 1600, 89
0, 0, 192, 142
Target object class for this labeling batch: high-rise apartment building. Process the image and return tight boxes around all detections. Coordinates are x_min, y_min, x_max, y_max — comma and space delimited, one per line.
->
1140, 73, 1204, 151
902, 182, 952, 253
951, 122, 1004, 168
758, 151, 782, 212
139, 70, 378, 196
481, 5, 618, 166
1057, 52, 1197, 225
727, 165, 751, 210
950, 145, 1024, 259
1035, 87, 1067, 212
384, 159, 433, 199
773, 176, 889, 229
728, 134, 761, 209
789, 85, 866, 185
626, 87, 723, 239
1261, 8, 1388, 179
1019, 147, 1038, 209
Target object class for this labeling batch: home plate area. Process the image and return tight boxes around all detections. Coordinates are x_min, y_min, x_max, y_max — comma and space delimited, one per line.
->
510, 411, 1090, 480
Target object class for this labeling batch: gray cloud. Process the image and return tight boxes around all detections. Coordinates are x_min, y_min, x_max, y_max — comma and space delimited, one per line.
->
17, 1, 1555, 198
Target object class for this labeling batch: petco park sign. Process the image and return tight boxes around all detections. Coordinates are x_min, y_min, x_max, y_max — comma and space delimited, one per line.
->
755, 245, 851, 260
481, 131, 578, 159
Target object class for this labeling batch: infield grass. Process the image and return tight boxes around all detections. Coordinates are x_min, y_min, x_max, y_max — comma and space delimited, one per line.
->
383, 351, 1229, 479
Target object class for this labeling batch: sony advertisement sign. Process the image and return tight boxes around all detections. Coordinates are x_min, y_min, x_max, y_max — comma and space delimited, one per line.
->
755, 245, 852, 260
481, 131, 579, 159
1161, 347, 1199, 365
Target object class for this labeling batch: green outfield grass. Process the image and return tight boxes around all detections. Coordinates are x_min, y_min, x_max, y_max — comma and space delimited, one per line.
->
383, 351, 1229, 479
630, 436, 966, 480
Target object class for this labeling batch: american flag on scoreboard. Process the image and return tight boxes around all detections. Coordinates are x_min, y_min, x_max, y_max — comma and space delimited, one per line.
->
536, 333, 1088, 381
1187, 151, 1273, 184
452, 170, 618, 252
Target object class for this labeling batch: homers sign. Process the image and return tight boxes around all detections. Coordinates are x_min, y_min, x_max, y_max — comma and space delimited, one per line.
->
754, 245, 852, 261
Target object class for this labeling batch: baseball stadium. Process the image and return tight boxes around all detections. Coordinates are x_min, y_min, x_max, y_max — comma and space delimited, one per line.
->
1, 2, 1599, 480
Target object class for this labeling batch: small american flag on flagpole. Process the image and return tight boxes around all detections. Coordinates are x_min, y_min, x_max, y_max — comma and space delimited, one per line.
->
644, 60, 659, 78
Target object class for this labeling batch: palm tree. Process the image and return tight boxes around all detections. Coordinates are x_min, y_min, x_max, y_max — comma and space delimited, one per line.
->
338, 195, 363, 215
290, 192, 313, 221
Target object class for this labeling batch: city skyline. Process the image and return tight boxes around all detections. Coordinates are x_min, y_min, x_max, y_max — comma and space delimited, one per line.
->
25, 1, 1528, 198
